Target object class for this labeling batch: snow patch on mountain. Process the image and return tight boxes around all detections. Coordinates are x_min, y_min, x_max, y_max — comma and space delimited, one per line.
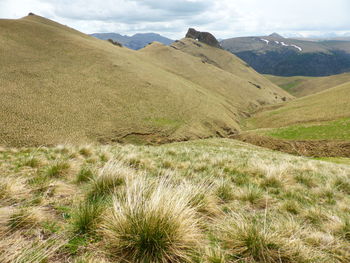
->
273, 41, 302, 52
261, 38, 269, 44
291, 44, 302, 51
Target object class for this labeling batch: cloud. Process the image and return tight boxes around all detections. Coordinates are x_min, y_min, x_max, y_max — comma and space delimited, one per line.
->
0, 0, 349, 39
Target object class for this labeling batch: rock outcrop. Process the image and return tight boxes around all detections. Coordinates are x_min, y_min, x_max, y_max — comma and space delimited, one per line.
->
185, 28, 221, 48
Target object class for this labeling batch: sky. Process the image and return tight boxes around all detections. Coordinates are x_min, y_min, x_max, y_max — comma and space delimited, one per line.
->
0, 0, 349, 39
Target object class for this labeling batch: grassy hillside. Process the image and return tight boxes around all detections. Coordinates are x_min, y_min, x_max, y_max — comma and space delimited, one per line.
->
0, 15, 290, 147
1, 139, 350, 262
245, 82, 350, 141
141, 41, 291, 111
265, 73, 350, 97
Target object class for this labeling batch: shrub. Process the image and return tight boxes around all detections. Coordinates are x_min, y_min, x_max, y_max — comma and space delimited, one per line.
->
101, 178, 202, 263
107, 39, 122, 47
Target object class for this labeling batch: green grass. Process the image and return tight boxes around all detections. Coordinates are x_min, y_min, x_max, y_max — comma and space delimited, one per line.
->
265, 73, 350, 97
246, 82, 350, 139
263, 118, 350, 140
315, 157, 350, 165
279, 79, 302, 92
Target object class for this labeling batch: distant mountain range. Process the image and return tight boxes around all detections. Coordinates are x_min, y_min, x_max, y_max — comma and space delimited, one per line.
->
221, 33, 350, 77
90, 32, 174, 50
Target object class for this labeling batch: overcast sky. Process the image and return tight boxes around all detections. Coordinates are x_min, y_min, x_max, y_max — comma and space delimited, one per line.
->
0, 0, 349, 39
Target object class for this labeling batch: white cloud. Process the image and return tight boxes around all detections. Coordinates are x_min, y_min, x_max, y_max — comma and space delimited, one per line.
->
0, 0, 349, 39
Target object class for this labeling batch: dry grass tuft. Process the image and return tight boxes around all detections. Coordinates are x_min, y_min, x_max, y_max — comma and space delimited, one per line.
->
101, 177, 203, 262
218, 213, 303, 263
87, 161, 129, 201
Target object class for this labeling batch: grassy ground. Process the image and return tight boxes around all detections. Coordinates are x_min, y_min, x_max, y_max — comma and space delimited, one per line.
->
246, 82, 350, 136
258, 118, 350, 141
1, 139, 350, 262
0, 15, 291, 147
314, 157, 350, 166
265, 73, 350, 97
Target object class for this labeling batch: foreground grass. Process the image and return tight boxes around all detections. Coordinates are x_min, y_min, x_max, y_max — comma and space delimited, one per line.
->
1, 139, 350, 262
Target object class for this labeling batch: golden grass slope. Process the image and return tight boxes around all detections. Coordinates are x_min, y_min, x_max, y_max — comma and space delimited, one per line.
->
246, 81, 350, 129
265, 72, 350, 97
141, 41, 292, 113
171, 38, 292, 102
0, 15, 291, 147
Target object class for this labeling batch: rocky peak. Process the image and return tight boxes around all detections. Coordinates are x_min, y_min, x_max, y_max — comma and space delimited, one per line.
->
185, 28, 221, 48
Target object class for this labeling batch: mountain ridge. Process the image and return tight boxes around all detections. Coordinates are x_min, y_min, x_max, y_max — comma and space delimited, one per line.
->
221, 34, 350, 76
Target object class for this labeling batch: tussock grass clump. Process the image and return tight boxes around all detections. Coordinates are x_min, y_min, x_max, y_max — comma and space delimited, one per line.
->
23, 156, 41, 168
260, 175, 283, 190
333, 176, 350, 194
337, 218, 350, 241
303, 208, 329, 227
87, 161, 128, 201
101, 178, 202, 263
218, 214, 302, 263
0, 176, 30, 203
71, 199, 104, 235
184, 183, 221, 216
280, 200, 301, 215
46, 160, 70, 178
0, 233, 66, 263
7, 207, 44, 230
216, 180, 235, 203
76, 166, 95, 184
79, 146, 93, 157
238, 185, 265, 206
204, 245, 227, 263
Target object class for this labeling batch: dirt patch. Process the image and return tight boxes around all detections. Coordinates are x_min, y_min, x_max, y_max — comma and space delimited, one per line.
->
234, 133, 350, 157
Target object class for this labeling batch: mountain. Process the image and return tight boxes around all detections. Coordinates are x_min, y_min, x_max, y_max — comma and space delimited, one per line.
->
0, 16, 291, 147
221, 33, 350, 77
90, 32, 174, 50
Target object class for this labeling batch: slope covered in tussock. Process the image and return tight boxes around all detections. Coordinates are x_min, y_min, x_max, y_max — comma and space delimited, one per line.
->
141, 41, 292, 113
171, 38, 291, 101
0, 15, 291, 147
